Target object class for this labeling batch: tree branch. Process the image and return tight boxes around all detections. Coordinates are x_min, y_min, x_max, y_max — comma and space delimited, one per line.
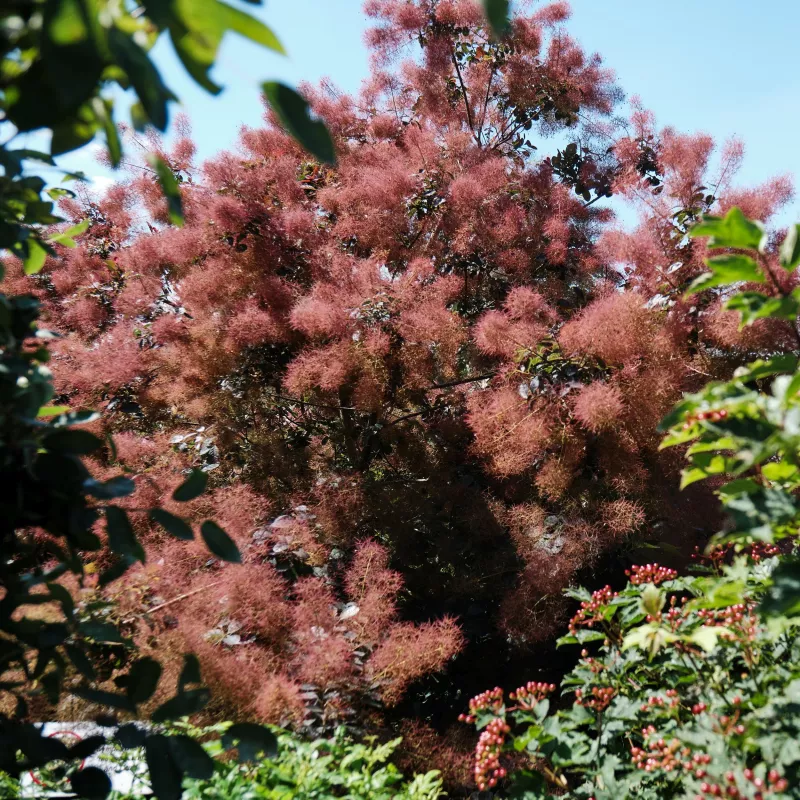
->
450, 47, 481, 147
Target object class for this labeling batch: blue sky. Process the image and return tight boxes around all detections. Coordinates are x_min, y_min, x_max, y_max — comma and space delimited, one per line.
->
49, 0, 800, 218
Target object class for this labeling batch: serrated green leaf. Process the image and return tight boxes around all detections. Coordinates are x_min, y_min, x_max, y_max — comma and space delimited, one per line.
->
725, 291, 799, 328
686, 625, 729, 653
689, 207, 766, 251
685, 254, 764, 296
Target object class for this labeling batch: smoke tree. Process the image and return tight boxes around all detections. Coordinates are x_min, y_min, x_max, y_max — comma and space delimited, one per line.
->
6, 0, 795, 772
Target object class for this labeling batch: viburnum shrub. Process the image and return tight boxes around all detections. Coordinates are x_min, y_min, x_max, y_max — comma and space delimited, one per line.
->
456, 208, 800, 797
459, 551, 800, 798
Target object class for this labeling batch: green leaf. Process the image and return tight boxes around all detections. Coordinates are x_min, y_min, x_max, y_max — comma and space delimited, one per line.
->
51, 102, 102, 155
689, 207, 766, 251
109, 28, 176, 131
67, 735, 106, 761
84, 476, 136, 499
200, 520, 241, 562
91, 97, 122, 168
481, 0, 511, 39
72, 687, 136, 712
725, 291, 799, 327
639, 584, 665, 617
262, 82, 336, 164
37, 405, 71, 417
105, 506, 146, 563
123, 657, 162, 705
167, 735, 214, 779
43, 428, 104, 454
64, 643, 95, 680
49, 219, 91, 249
151, 688, 210, 722
23, 238, 49, 275
733, 354, 799, 382
221, 723, 278, 762
70, 766, 112, 800
719, 477, 761, 497
621, 623, 677, 659
149, 508, 194, 540
145, 0, 284, 96
684, 254, 765, 296
147, 154, 184, 226
79, 620, 125, 644
761, 557, 800, 618
48, 187, 76, 200
781, 223, 800, 271
686, 625, 729, 653
691, 578, 746, 610
130, 101, 149, 132
179, 654, 202, 692
115, 724, 147, 749
172, 468, 207, 501
216, 2, 284, 53
145, 734, 184, 800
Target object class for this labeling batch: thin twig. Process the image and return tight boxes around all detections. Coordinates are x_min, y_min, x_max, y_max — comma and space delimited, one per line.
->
450, 48, 480, 146
429, 372, 496, 390
125, 582, 222, 621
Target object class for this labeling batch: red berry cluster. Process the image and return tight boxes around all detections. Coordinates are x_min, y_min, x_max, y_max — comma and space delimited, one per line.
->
694, 768, 788, 800
576, 685, 615, 712
692, 543, 730, 566
639, 689, 679, 713
509, 681, 556, 710
568, 586, 617, 635
579, 649, 606, 674
716, 711, 745, 737
748, 542, 780, 562
458, 686, 504, 724
631, 727, 711, 775
626, 563, 678, 586
665, 596, 691, 631
691, 702, 708, 715
682, 408, 728, 429
697, 603, 759, 642
473, 717, 510, 791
